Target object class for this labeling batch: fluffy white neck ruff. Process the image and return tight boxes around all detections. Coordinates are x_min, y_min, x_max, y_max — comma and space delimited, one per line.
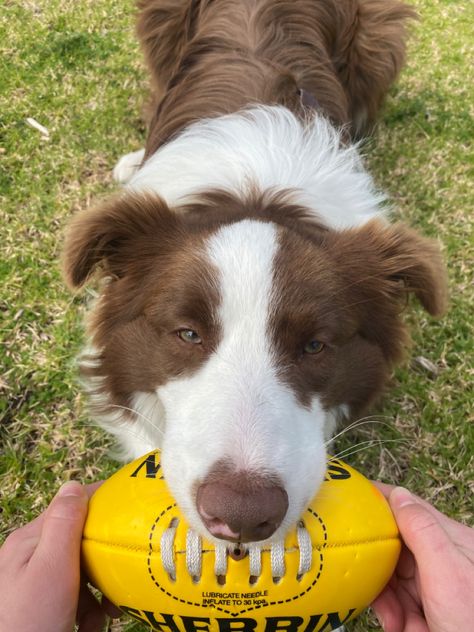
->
126, 106, 387, 230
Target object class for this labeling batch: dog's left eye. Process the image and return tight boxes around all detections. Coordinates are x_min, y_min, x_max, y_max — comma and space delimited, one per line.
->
303, 340, 325, 355
177, 329, 202, 344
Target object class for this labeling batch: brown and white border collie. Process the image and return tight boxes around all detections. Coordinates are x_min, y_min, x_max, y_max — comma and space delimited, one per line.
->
63, 0, 447, 549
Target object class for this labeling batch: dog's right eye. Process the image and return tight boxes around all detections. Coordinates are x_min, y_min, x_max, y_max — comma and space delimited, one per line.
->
177, 329, 202, 344
303, 339, 325, 355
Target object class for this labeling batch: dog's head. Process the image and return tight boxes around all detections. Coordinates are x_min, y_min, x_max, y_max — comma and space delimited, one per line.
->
63, 189, 446, 545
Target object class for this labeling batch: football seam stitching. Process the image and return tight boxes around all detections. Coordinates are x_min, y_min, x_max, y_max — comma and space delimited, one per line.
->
143, 506, 329, 616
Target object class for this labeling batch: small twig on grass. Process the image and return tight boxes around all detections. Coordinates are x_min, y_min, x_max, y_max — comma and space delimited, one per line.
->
25, 117, 50, 139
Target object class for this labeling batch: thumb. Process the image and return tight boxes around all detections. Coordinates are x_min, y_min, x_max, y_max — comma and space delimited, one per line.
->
32, 481, 88, 573
389, 487, 455, 575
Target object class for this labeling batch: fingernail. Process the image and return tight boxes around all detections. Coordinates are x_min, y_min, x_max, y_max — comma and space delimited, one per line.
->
390, 486, 416, 509
57, 481, 84, 498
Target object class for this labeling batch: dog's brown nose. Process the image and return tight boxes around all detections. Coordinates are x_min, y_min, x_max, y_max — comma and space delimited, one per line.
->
196, 468, 288, 543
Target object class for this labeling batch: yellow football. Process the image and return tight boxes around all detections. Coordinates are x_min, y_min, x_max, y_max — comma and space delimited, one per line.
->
82, 452, 400, 631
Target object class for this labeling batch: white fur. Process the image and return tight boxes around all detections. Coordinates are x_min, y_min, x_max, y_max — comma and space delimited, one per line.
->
155, 220, 328, 544
123, 106, 388, 230
78, 348, 164, 459
113, 148, 145, 184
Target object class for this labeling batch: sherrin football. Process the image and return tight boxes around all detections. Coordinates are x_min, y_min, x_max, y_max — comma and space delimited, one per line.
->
82, 452, 400, 631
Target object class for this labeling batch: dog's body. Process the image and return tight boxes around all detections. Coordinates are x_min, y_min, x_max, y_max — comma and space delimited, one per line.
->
64, 0, 446, 551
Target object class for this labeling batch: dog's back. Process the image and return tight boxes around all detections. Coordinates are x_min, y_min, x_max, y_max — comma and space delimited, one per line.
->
138, 0, 416, 155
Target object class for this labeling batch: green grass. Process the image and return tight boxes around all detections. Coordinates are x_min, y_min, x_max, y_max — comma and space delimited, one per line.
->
1, 1, 472, 631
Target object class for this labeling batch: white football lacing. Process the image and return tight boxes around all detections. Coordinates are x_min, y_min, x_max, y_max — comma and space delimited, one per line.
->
159, 520, 312, 583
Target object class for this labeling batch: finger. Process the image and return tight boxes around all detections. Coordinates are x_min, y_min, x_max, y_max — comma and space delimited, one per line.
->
372, 481, 395, 500
374, 480, 454, 526
77, 583, 107, 632
375, 482, 472, 545
396, 581, 428, 632
374, 481, 458, 547
395, 544, 416, 580
371, 584, 404, 632
408, 500, 474, 553
31, 482, 88, 576
2, 481, 103, 551
389, 487, 457, 575
85, 481, 104, 499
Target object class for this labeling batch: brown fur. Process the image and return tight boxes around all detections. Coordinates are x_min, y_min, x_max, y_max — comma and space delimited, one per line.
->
63, 191, 446, 417
64, 193, 222, 408
137, 0, 416, 155
271, 219, 446, 412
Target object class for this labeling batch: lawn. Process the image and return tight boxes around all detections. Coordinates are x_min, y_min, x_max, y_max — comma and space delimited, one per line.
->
1, 1, 472, 630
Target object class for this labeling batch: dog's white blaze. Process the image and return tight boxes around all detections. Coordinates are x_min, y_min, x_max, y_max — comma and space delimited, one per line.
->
204, 220, 283, 473
157, 220, 327, 542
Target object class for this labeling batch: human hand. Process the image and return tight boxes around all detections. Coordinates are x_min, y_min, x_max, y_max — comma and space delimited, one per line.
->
371, 483, 474, 632
0, 481, 120, 631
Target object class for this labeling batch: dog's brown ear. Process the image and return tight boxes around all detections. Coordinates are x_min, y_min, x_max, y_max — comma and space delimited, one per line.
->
332, 220, 448, 317
62, 193, 179, 288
